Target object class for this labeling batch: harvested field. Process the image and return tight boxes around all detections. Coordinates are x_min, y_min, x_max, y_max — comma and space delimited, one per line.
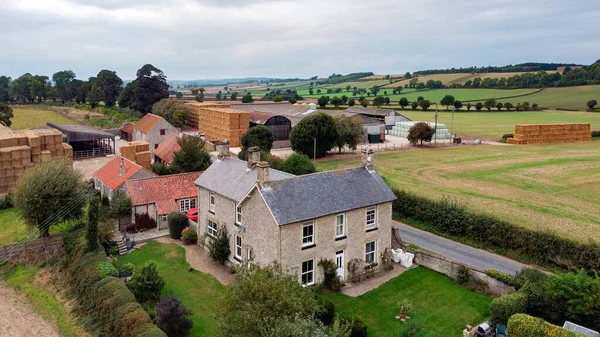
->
10, 108, 77, 129
383, 72, 529, 88
317, 142, 600, 242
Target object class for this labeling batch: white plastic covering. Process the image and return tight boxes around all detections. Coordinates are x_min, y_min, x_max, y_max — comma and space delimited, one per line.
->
388, 121, 452, 140
392, 248, 414, 268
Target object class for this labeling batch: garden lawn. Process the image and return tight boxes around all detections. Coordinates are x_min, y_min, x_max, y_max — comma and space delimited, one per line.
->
321, 267, 491, 337
116, 241, 224, 337
0, 208, 29, 245
317, 142, 600, 242
10, 108, 77, 129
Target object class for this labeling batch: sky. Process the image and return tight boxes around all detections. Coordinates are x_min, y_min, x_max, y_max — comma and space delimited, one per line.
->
1, 0, 600, 81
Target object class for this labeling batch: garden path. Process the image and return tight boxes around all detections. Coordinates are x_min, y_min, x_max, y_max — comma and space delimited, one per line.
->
341, 264, 407, 297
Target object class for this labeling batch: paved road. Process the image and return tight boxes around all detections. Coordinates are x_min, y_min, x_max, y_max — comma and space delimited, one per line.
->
394, 221, 526, 275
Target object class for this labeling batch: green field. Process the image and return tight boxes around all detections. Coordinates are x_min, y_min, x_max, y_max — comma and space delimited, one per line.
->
10, 108, 77, 129
317, 142, 600, 242
0, 209, 29, 245
396, 110, 600, 139
509, 85, 600, 111
116, 241, 224, 337
321, 268, 491, 337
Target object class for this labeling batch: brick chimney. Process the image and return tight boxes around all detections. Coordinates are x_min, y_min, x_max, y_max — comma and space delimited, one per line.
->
216, 140, 230, 160
247, 146, 261, 169
256, 161, 270, 188
119, 157, 126, 176
362, 148, 374, 172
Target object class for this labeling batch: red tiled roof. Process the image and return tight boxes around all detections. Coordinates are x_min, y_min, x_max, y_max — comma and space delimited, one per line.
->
134, 113, 162, 134
122, 123, 135, 133
125, 172, 202, 215
94, 156, 153, 190
154, 133, 181, 164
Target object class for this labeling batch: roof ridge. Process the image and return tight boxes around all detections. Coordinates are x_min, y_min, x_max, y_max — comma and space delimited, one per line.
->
127, 171, 201, 182
274, 166, 365, 182
116, 155, 144, 170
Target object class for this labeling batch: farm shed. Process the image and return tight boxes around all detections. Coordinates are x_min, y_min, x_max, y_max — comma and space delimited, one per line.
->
249, 111, 292, 141
343, 107, 411, 129
46, 122, 115, 158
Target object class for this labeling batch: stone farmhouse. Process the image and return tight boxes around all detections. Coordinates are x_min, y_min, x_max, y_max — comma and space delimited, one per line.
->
194, 144, 396, 286
93, 156, 156, 200
132, 113, 179, 154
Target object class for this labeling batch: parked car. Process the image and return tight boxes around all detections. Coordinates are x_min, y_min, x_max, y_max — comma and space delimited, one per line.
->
187, 208, 198, 222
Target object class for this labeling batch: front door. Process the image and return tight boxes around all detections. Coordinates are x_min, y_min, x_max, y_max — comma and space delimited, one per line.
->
335, 251, 344, 281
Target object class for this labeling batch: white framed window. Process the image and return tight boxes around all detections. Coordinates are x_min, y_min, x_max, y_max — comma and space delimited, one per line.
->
302, 222, 314, 247
209, 192, 215, 213
301, 259, 315, 286
336, 213, 345, 237
207, 220, 217, 237
179, 198, 196, 212
365, 241, 376, 265
366, 207, 377, 229
235, 235, 242, 259
236, 203, 242, 224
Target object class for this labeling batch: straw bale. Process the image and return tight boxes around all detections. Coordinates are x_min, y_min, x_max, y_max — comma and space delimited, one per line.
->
0, 136, 18, 148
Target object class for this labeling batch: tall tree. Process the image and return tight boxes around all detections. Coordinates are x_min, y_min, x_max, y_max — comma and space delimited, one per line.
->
440, 95, 455, 110
95, 69, 123, 107
0, 103, 14, 127
0, 76, 10, 103
289, 112, 338, 159
399, 97, 409, 109
119, 64, 169, 113
52, 70, 77, 103
408, 122, 436, 146
334, 116, 364, 152
29, 75, 50, 102
9, 73, 33, 103
86, 84, 105, 108
484, 99, 497, 111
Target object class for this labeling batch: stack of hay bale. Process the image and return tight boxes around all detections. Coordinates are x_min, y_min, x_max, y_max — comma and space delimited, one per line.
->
389, 121, 452, 140
186, 102, 250, 147
119, 140, 151, 170
0, 126, 73, 196
507, 124, 591, 144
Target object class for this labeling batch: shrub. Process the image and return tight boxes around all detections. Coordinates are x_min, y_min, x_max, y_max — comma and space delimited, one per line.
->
338, 312, 368, 337
208, 226, 230, 264
397, 320, 424, 337
318, 259, 342, 291
167, 212, 189, 240
456, 265, 471, 286
181, 227, 198, 245
0, 190, 13, 210
127, 261, 165, 303
281, 152, 316, 175
347, 258, 363, 283
156, 296, 193, 337
507, 313, 579, 337
119, 263, 135, 278
97, 262, 119, 278
241, 126, 275, 152
151, 162, 172, 176
315, 297, 335, 326
490, 292, 528, 325
591, 130, 600, 137
135, 213, 157, 230
87, 197, 100, 251
485, 269, 516, 287
501, 133, 514, 142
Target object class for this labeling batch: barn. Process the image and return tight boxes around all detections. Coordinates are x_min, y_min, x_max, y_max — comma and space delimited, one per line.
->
249, 111, 293, 141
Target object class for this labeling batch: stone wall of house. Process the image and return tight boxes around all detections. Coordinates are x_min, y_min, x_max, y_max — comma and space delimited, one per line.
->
280, 202, 393, 285
145, 119, 179, 154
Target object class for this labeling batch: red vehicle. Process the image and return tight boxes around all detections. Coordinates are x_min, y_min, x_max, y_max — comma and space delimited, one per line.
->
187, 208, 198, 222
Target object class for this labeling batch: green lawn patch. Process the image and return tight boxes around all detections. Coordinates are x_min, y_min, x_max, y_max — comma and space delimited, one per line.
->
116, 241, 224, 337
321, 267, 492, 337
0, 208, 29, 245
10, 108, 77, 129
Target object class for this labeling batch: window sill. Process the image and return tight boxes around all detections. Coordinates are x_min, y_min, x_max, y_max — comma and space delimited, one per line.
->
366, 227, 378, 233
234, 256, 242, 262
302, 283, 315, 288
208, 210, 215, 215
207, 233, 216, 239
335, 236, 347, 241
301, 244, 316, 250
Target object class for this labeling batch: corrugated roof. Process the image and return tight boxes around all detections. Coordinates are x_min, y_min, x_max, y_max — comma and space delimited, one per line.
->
249, 111, 276, 125
260, 167, 397, 226
125, 172, 201, 215
93, 156, 155, 190
154, 133, 180, 164
194, 157, 294, 202
134, 113, 163, 134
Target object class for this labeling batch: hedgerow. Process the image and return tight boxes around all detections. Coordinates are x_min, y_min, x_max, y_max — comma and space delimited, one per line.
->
485, 269, 517, 287
490, 292, 528, 325
507, 314, 579, 337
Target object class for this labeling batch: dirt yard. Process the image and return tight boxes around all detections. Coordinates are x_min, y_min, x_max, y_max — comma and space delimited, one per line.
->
0, 283, 61, 337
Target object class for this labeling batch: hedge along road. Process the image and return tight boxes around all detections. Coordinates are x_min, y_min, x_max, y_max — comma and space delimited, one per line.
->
394, 221, 526, 275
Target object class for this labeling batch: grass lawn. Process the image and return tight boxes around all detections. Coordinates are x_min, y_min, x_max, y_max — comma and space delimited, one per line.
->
1, 265, 86, 337
0, 208, 29, 245
116, 241, 225, 337
321, 267, 492, 337
10, 108, 77, 129
317, 142, 600, 242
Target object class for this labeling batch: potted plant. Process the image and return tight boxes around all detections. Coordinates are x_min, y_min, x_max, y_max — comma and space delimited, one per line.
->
398, 299, 413, 320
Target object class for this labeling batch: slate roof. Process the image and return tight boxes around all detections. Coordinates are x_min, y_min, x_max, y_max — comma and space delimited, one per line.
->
260, 167, 397, 226
133, 113, 162, 133
125, 172, 201, 215
93, 156, 155, 190
194, 157, 294, 202
154, 133, 180, 164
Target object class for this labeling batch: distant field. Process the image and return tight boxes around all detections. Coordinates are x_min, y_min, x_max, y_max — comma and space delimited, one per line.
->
317, 142, 600, 242
396, 109, 600, 139
10, 108, 77, 129
320, 79, 391, 90
383, 72, 529, 88
507, 85, 600, 111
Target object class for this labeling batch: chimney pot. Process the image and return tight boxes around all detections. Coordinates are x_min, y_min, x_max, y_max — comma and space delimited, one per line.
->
216, 140, 230, 160
120, 158, 126, 176
256, 161, 271, 188
247, 146, 261, 168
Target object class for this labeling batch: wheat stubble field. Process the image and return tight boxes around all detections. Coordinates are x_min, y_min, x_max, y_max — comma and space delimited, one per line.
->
317, 142, 600, 242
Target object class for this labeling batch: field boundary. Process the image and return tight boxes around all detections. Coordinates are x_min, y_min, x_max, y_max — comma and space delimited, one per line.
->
460, 88, 544, 103
0, 235, 63, 260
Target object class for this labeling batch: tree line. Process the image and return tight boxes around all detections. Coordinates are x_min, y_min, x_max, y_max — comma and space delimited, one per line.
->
414, 62, 585, 76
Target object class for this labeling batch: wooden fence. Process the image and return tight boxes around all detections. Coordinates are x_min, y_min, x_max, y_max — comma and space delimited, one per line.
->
0, 235, 63, 260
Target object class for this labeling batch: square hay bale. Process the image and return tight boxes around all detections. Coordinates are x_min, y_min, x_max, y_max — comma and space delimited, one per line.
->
54, 134, 63, 144
41, 150, 52, 161
44, 135, 55, 145
0, 136, 18, 148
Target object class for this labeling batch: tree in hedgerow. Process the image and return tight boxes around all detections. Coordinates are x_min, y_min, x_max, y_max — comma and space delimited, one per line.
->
241, 126, 275, 154
13, 158, 84, 237
407, 122, 436, 146
171, 134, 211, 173
496, 102, 503, 111
440, 95, 455, 110
522, 101, 530, 111
317, 96, 329, 107
208, 226, 231, 264
86, 196, 100, 251
0, 103, 13, 127
128, 261, 165, 303
532, 103, 539, 110
419, 99, 431, 111
289, 112, 338, 159
411, 101, 419, 110
334, 116, 364, 152
86, 84, 104, 108
216, 263, 321, 337
475, 102, 484, 111
466, 102, 472, 111
241, 92, 253, 103
484, 99, 496, 111
280, 153, 316, 175
330, 96, 342, 108
348, 98, 355, 106
359, 97, 369, 107
453, 100, 463, 110
399, 97, 409, 109
156, 296, 193, 337
587, 99, 597, 109
373, 96, 385, 107
273, 95, 283, 102
504, 102, 513, 111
